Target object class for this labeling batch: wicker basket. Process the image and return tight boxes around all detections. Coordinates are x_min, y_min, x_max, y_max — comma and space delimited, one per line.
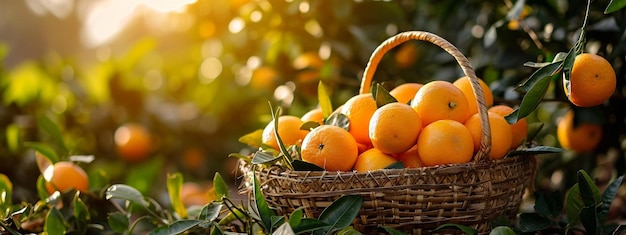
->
239, 31, 536, 234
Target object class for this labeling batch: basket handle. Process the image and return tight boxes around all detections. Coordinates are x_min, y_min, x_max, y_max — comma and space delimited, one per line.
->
359, 31, 491, 162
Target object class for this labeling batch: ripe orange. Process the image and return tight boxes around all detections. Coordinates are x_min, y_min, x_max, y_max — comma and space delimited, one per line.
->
182, 147, 205, 172
180, 182, 218, 207
565, 53, 616, 107
369, 102, 422, 154
301, 125, 358, 171
395, 42, 419, 69
114, 123, 153, 162
417, 120, 474, 167
261, 115, 309, 150
394, 144, 422, 168
389, 83, 423, 104
557, 110, 603, 153
353, 148, 399, 172
250, 66, 278, 91
45, 161, 89, 194
453, 76, 494, 115
489, 105, 528, 149
465, 112, 513, 160
340, 94, 378, 145
411, 81, 471, 126
301, 108, 324, 126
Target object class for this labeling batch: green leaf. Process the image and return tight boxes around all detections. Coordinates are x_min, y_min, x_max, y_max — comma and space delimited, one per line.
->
325, 112, 350, 131
605, 0, 626, 13
489, 226, 516, 235
213, 172, 230, 199
519, 213, 552, 232
292, 218, 330, 234
26, 142, 59, 164
384, 161, 404, 169
160, 220, 203, 235
317, 195, 363, 234
36, 175, 48, 200
337, 226, 363, 235
580, 206, 598, 235
166, 172, 187, 219
378, 226, 408, 235
598, 175, 624, 222
238, 129, 264, 148
433, 223, 477, 235
374, 84, 397, 108
5, 124, 20, 153
269, 105, 294, 169
73, 191, 90, 228
565, 184, 583, 228
289, 208, 304, 228
506, 75, 551, 124
44, 207, 67, 235
300, 121, 321, 131
253, 171, 276, 232
517, 61, 562, 93
533, 191, 562, 218
108, 212, 129, 233
252, 150, 280, 165
272, 215, 286, 228
577, 170, 601, 206
505, 0, 526, 20
198, 201, 223, 222
561, 47, 578, 95
105, 184, 150, 207
37, 115, 68, 157
505, 146, 563, 157
0, 173, 12, 212
318, 81, 333, 119
292, 160, 325, 171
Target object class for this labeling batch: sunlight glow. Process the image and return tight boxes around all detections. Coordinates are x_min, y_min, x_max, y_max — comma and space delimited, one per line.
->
79, 0, 197, 47
229, 17, 246, 34
199, 58, 223, 83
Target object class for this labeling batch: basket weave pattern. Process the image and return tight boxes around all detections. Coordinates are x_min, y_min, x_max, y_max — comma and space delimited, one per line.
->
240, 31, 537, 234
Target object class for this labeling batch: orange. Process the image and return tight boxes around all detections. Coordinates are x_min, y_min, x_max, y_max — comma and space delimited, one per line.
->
489, 105, 528, 149
465, 112, 513, 160
453, 76, 494, 116
181, 147, 205, 172
180, 182, 218, 207
301, 125, 358, 171
114, 123, 153, 162
565, 53, 616, 107
293, 52, 328, 96
301, 108, 324, 126
394, 144, 422, 168
45, 161, 89, 194
340, 94, 377, 145
395, 42, 419, 69
411, 81, 471, 126
353, 148, 399, 172
261, 115, 309, 150
557, 110, 603, 153
250, 66, 278, 91
369, 102, 422, 154
389, 83, 423, 104
417, 120, 474, 166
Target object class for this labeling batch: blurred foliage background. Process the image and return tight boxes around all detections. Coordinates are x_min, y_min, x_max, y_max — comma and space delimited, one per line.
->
0, 0, 624, 215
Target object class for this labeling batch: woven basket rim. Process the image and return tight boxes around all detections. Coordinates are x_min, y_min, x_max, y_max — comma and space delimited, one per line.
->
240, 153, 535, 181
